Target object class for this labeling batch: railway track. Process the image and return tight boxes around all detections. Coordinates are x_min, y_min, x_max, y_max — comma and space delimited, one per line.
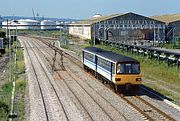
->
23, 36, 178, 121
135, 96, 176, 121
22, 40, 49, 120
0, 54, 9, 73
120, 95, 176, 121
22, 39, 69, 121
66, 51, 177, 120
29, 37, 151, 120
30, 37, 128, 121
29, 38, 94, 121
62, 46, 176, 121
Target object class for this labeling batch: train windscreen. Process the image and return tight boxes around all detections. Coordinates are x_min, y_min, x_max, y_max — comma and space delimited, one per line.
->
116, 63, 140, 74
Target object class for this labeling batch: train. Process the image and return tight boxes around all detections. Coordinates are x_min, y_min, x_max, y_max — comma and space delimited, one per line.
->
82, 47, 142, 92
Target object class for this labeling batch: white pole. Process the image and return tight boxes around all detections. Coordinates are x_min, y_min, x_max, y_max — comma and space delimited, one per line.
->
6, 19, 8, 38
9, 21, 12, 83
154, 25, 156, 47
94, 24, 96, 45
2, 39, 4, 48
9, 22, 18, 121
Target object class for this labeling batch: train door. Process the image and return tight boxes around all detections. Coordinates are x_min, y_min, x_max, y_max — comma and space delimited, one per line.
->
82, 51, 84, 63
94, 55, 97, 72
111, 63, 115, 81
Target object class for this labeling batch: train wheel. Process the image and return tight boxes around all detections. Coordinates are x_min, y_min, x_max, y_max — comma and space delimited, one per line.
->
107, 80, 110, 85
83, 65, 86, 70
96, 73, 98, 79
114, 84, 118, 93
109, 81, 114, 88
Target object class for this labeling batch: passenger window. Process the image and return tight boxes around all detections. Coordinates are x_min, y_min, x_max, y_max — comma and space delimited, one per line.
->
112, 63, 115, 74
93, 56, 96, 62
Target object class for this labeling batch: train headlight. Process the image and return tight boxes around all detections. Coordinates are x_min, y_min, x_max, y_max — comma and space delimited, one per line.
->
136, 78, 141, 81
116, 78, 121, 81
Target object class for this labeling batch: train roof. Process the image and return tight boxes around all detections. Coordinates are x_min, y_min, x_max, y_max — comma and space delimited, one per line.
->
83, 47, 104, 53
83, 47, 139, 63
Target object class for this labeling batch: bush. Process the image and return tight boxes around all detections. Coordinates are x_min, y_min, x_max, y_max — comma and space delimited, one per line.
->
160, 40, 180, 49
0, 101, 9, 113
3, 38, 8, 46
89, 38, 100, 45
176, 38, 180, 46
0, 31, 6, 38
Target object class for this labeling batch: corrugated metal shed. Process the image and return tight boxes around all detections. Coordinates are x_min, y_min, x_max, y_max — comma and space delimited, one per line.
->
69, 13, 124, 25
70, 12, 165, 26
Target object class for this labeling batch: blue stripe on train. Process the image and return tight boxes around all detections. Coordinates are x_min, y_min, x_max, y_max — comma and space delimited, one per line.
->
97, 65, 111, 74
84, 58, 115, 81
84, 58, 111, 74
84, 59, 96, 66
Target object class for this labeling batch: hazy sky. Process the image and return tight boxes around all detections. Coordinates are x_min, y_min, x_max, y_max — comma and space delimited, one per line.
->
1, 0, 180, 19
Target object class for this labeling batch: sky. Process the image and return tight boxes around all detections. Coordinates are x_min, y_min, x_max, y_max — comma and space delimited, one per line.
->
0, 0, 180, 19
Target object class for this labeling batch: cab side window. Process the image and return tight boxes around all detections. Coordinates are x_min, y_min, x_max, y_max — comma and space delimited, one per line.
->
117, 63, 124, 74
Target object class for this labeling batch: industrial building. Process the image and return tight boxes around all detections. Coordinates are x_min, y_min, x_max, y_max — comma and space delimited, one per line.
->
2, 19, 57, 30
68, 23, 91, 39
151, 14, 180, 41
2, 19, 40, 30
41, 20, 57, 30
69, 12, 166, 46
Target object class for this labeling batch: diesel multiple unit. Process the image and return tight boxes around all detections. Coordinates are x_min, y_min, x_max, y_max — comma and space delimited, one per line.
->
83, 47, 141, 91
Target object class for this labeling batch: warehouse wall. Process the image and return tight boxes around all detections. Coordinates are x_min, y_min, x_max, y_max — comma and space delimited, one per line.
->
168, 20, 180, 40
69, 26, 91, 39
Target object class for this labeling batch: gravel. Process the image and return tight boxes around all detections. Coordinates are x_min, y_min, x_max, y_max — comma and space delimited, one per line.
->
65, 60, 145, 121
30, 37, 125, 121
137, 87, 180, 121
26, 37, 92, 121
32, 36, 145, 121
20, 37, 68, 121
34, 37, 144, 120
0, 53, 9, 86
21, 39, 48, 121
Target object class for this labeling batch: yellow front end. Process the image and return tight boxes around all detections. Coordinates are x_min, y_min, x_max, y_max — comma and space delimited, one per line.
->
113, 74, 142, 85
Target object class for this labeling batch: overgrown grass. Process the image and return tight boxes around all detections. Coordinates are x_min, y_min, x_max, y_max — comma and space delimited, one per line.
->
0, 82, 13, 121
18, 30, 62, 38
160, 39, 180, 49
160, 43, 180, 49
0, 41, 26, 121
0, 49, 12, 121
13, 43, 26, 121
14, 78, 26, 121
61, 45, 69, 50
